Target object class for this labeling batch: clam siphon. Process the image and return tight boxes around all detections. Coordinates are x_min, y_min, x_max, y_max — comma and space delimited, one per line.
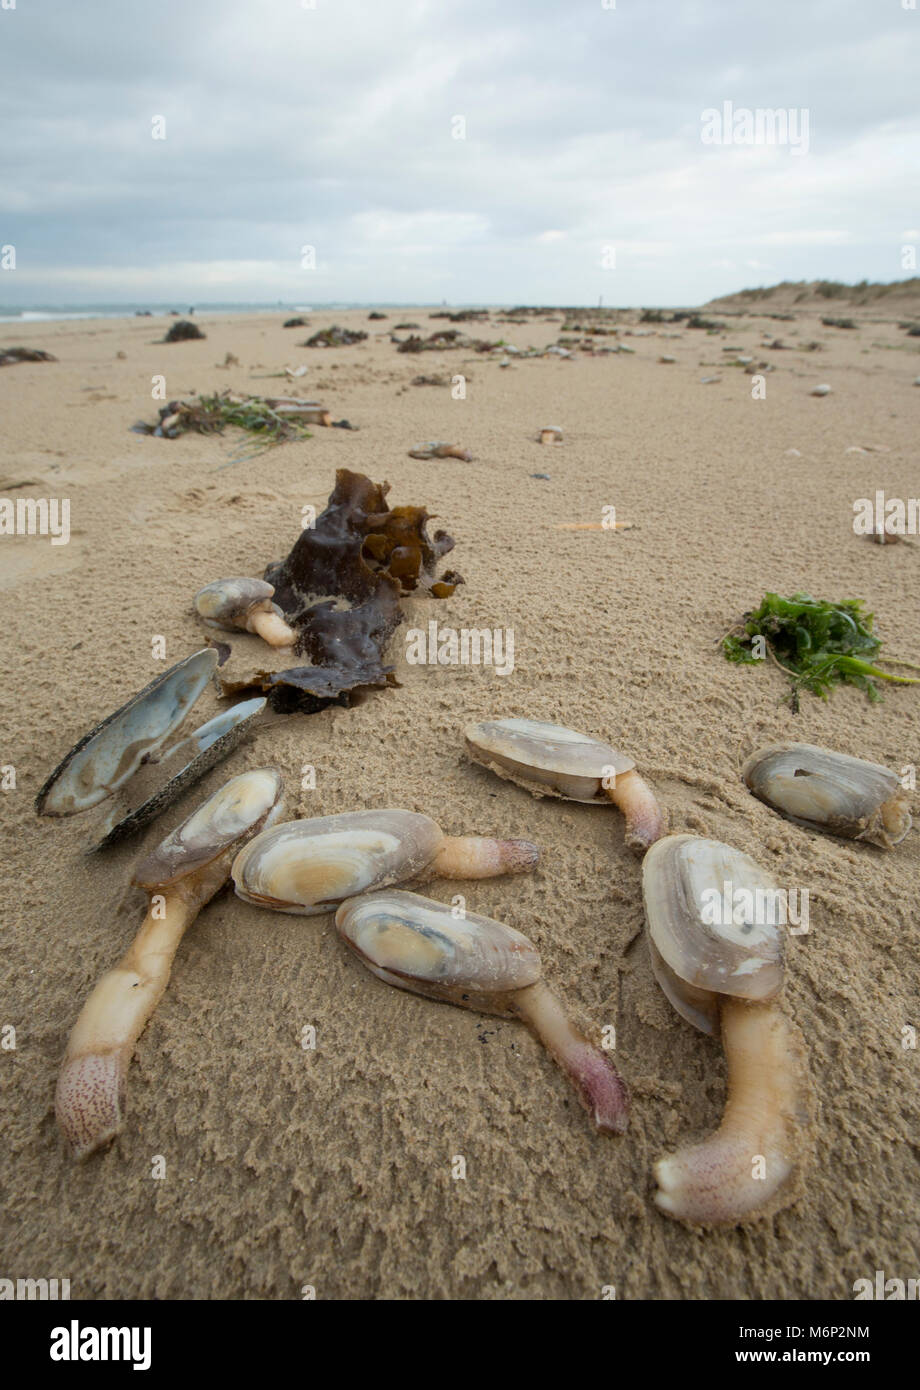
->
231, 809, 540, 915
56, 767, 285, 1159
336, 889, 629, 1133
642, 834, 811, 1226
464, 717, 666, 855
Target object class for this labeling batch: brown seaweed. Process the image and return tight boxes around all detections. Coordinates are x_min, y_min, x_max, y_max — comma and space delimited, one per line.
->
219, 470, 461, 712
163, 319, 205, 342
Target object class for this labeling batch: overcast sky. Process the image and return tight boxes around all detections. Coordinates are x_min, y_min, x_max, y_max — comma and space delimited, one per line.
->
1, 0, 918, 306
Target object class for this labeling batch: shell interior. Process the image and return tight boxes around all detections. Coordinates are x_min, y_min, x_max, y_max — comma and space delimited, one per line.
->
133, 766, 285, 890
335, 889, 542, 1005
465, 717, 634, 803
643, 834, 786, 1027
92, 697, 267, 850
36, 649, 218, 817
231, 809, 444, 915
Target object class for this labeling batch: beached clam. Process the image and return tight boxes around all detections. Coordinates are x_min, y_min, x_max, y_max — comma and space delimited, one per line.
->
56, 767, 285, 1159
195, 577, 296, 648
538, 426, 563, 445
464, 718, 666, 855
336, 890, 629, 1133
742, 743, 911, 849
643, 834, 810, 1226
231, 809, 539, 914
36, 649, 266, 848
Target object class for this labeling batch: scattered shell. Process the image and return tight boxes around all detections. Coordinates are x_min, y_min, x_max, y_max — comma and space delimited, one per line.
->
810, 384, 832, 397
232, 808, 539, 914
464, 717, 666, 854
466, 718, 634, 803
742, 743, 911, 848
643, 834, 810, 1226
195, 577, 296, 647
336, 889, 541, 1006
35, 649, 266, 849
336, 889, 630, 1132
658, 355, 676, 364
539, 426, 563, 444
233, 810, 442, 914
642, 834, 785, 1035
134, 766, 286, 890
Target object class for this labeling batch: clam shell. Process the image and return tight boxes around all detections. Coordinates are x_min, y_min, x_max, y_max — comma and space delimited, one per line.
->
133, 766, 285, 890
742, 743, 911, 848
642, 835, 785, 1033
93, 697, 266, 850
195, 577, 278, 627
335, 889, 542, 1011
36, 649, 217, 817
465, 717, 634, 802
231, 809, 444, 915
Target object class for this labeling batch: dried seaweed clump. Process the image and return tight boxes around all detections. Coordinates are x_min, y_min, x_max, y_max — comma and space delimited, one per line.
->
303, 325, 367, 347
224, 470, 462, 712
163, 319, 206, 342
131, 391, 314, 448
0, 346, 57, 367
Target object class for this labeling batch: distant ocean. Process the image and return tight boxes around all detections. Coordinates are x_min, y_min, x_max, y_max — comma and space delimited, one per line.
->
0, 302, 456, 324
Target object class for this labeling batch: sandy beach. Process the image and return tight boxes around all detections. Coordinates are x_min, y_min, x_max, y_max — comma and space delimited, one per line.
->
1, 298, 918, 1300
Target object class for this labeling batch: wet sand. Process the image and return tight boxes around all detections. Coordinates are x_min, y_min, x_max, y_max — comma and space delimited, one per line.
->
1, 300, 918, 1299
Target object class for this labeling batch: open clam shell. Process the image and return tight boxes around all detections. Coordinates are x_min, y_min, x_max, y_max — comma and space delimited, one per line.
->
642, 834, 785, 1034
464, 717, 634, 802
36, 650, 266, 850
37, 649, 218, 817
231, 810, 444, 915
335, 889, 542, 1012
94, 697, 266, 849
134, 766, 285, 891
742, 742, 911, 848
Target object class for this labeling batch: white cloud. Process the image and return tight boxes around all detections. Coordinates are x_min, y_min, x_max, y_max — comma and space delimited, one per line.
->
1, 0, 918, 305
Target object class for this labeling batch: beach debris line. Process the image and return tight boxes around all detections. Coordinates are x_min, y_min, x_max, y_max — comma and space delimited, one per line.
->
643, 834, 811, 1226
220, 469, 462, 711
35, 649, 266, 849
407, 441, 472, 461
464, 718, 666, 856
55, 768, 285, 1159
195, 578, 297, 648
742, 743, 912, 849
303, 325, 367, 347
0, 346, 57, 367
336, 890, 630, 1134
131, 390, 324, 447
162, 319, 205, 342
231, 809, 540, 913
722, 591, 920, 706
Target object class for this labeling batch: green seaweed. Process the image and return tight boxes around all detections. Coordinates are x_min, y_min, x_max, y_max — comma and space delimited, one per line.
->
722, 591, 920, 708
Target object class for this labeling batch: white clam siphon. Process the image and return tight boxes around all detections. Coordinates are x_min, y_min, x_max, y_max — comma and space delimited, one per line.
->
742, 742, 912, 849
335, 890, 629, 1133
464, 717, 667, 855
642, 834, 811, 1226
55, 767, 286, 1160
231, 809, 540, 915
